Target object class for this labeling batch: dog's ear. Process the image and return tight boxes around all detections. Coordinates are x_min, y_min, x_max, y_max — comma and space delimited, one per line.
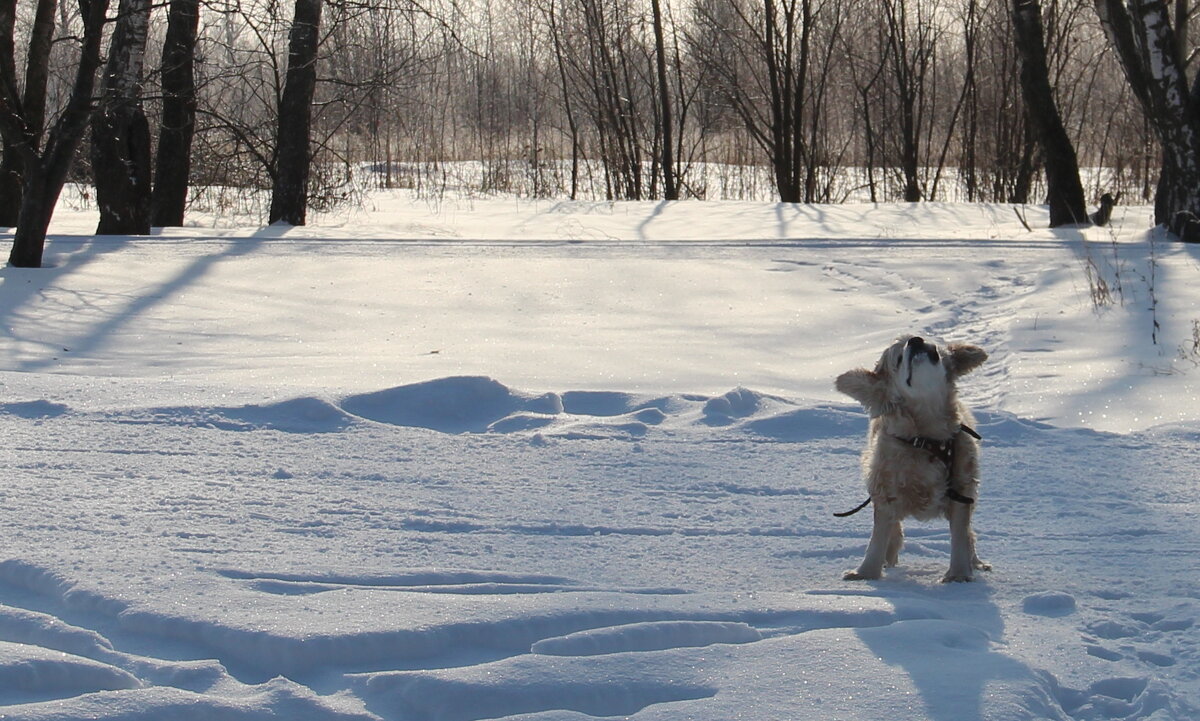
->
836, 368, 890, 416
947, 344, 987, 377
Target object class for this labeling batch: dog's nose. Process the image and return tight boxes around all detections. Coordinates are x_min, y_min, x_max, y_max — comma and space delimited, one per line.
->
907, 336, 925, 348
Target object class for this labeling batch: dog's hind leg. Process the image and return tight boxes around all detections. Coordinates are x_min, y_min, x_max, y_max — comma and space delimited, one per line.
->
943, 502, 978, 582
844, 504, 893, 581
885, 520, 904, 567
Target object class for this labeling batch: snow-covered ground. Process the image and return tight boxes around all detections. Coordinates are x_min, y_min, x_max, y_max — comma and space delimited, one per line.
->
1, 194, 1198, 720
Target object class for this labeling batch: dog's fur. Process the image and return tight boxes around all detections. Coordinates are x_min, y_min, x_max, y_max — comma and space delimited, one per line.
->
835, 335, 990, 582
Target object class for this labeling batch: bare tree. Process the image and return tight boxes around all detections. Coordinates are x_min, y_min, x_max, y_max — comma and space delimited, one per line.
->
0, 0, 110, 268
651, 0, 677, 199
0, 0, 1152, 237
1013, 0, 1087, 225
545, 0, 583, 197
269, 0, 322, 225
93, 0, 153, 235
692, 0, 846, 203
151, 0, 201, 227
0, 0, 55, 226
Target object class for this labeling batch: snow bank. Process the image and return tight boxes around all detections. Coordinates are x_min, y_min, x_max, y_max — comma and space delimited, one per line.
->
0, 641, 141, 703
342, 377, 561, 433
530, 620, 762, 656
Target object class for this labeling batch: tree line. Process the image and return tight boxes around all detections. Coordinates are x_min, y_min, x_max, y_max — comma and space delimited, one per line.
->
0, 0, 1197, 267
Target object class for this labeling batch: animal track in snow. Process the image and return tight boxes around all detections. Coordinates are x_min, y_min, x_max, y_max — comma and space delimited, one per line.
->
1078, 602, 1197, 677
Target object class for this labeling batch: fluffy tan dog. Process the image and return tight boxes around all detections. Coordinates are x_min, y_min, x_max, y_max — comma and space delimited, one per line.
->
835, 335, 990, 583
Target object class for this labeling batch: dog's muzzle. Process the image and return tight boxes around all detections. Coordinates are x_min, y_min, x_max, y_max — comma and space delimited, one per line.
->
904, 336, 939, 386
906, 336, 940, 365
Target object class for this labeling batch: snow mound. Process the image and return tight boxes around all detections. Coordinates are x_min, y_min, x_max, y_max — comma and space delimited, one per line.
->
743, 405, 868, 441
973, 410, 1107, 446
0, 641, 140, 704
341, 376, 561, 433
332, 377, 869, 439
120, 397, 355, 433
531, 620, 761, 656
701, 387, 772, 426
1022, 592, 1077, 617
217, 397, 357, 433
0, 401, 70, 419
54, 376, 883, 441
3, 679, 376, 721
559, 391, 675, 417
351, 654, 718, 721
0, 605, 116, 659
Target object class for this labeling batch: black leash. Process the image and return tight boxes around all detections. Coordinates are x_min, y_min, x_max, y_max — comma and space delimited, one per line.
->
834, 424, 981, 517
833, 497, 872, 518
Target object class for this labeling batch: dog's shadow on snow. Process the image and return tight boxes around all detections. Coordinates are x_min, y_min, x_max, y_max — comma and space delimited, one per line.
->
848, 577, 1052, 720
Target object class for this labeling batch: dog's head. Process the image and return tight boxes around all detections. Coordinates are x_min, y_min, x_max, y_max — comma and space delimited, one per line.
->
836, 335, 987, 417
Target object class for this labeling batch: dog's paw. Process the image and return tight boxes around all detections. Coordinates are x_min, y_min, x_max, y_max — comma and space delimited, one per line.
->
843, 569, 881, 581
941, 571, 975, 583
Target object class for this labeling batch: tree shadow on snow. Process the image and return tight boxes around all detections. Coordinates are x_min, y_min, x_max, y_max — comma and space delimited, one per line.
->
0, 232, 268, 374
0, 233, 133, 365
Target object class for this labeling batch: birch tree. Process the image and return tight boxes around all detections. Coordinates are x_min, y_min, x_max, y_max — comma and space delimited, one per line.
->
1094, 0, 1200, 240
93, 0, 153, 235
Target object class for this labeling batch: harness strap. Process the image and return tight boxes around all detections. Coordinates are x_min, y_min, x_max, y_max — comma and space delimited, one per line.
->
834, 424, 981, 517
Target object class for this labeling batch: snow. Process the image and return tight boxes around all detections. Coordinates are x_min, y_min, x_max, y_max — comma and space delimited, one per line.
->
1, 193, 1199, 720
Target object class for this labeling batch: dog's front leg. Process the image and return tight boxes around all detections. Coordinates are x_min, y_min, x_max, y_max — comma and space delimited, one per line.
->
885, 519, 903, 567
844, 504, 892, 581
943, 502, 977, 583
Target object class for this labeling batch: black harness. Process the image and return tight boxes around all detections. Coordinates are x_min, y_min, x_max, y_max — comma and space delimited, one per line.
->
834, 424, 981, 518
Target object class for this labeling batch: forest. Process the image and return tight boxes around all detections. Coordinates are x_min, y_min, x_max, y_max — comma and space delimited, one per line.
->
1, 0, 1198, 266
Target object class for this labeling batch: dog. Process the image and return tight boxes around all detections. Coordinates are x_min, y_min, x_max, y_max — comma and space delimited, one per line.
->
835, 335, 990, 582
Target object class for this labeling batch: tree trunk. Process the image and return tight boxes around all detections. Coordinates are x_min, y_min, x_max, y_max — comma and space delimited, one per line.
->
0, 147, 21, 225
9, 163, 54, 267
1010, 127, 1039, 204
545, 1, 580, 200
2, 0, 110, 267
883, 0, 927, 203
1013, 0, 1087, 226
269, 0, 323, 226
93, 0, 152, 235
151, 0, 200, 227
0, 0, 56, 226
1094, 0, 1200, 240
93, 109, 152, 234
764, 0, 802, 203
651, 0, 677, 200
